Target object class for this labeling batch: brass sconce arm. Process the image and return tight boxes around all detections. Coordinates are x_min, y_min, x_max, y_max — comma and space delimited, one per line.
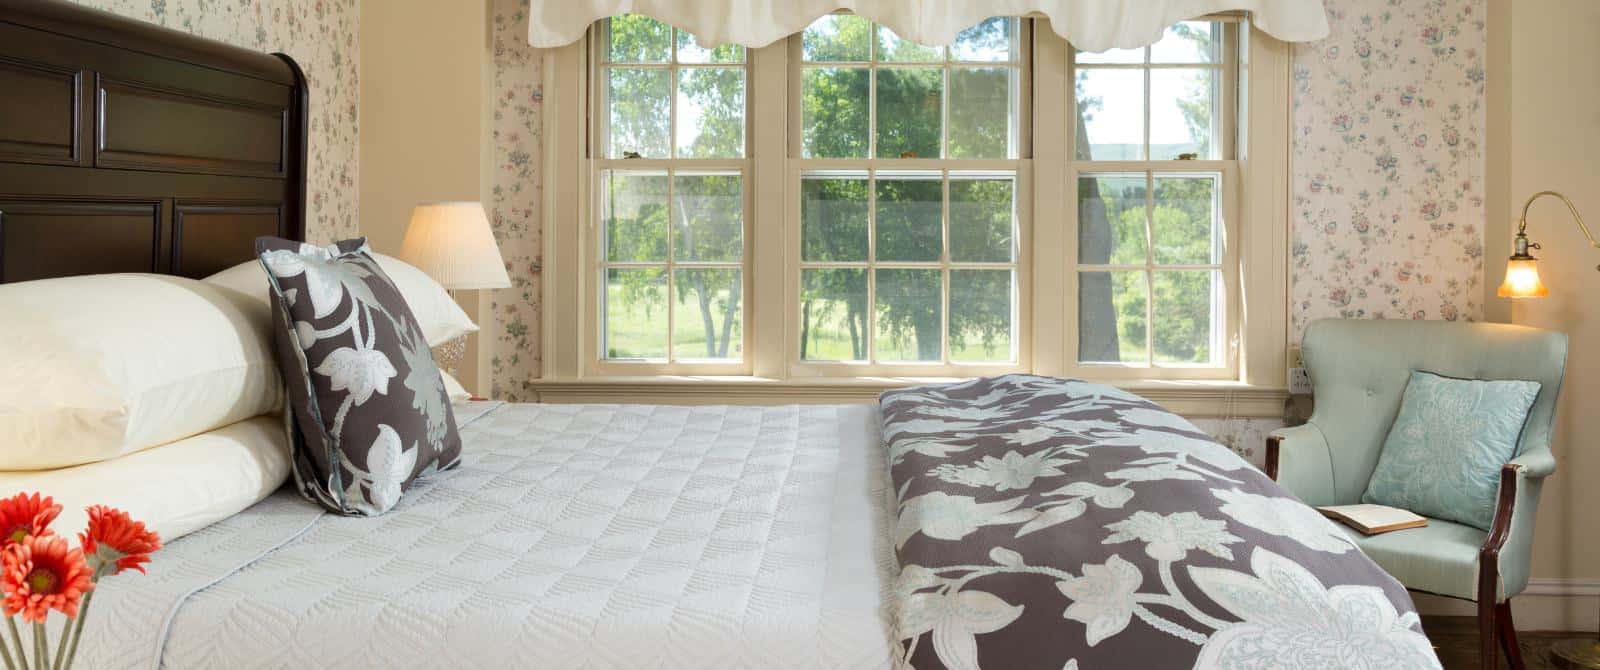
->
1517, 190, 1600, 251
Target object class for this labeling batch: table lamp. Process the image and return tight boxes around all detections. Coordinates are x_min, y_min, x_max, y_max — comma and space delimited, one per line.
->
397, 201, 511, 375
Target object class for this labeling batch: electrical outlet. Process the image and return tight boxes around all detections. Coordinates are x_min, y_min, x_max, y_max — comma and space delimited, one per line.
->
1288, 367, 1313, 395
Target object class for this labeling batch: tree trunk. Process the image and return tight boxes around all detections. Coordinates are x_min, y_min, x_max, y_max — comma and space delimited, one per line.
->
717, 277, 740, 357
912, 310, 940, 360
1075, 97, 1122, 362
800, 299, 813, 359
693, 273, 717, 358
847, 300, 864, 360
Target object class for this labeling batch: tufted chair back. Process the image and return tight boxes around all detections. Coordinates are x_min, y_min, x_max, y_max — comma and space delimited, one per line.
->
1301, 319, 1568, 504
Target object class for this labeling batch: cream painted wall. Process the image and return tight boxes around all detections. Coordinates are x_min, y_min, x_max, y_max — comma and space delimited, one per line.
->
1496, 0, 1600, 613
359, 0, 495, 392
1426, 0, 1600, 631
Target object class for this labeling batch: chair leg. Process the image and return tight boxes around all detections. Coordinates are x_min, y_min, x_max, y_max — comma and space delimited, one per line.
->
1479, 596, 1498, 670
1496, 601, 1525, 670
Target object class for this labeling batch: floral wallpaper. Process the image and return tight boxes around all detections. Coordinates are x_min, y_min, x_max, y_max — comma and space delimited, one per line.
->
71, 0, 360, 243
487, 0, 545, 402
1289, 0, 1486, 341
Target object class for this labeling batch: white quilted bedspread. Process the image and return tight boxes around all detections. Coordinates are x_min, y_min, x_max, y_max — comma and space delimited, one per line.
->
76, 402, 897, 670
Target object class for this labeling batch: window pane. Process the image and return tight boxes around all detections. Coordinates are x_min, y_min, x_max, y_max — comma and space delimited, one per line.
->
1077, 174, 1147, 265
1153, 270, 1221, 365
1075, 46, 1143, 64
602, 171, 669, 261
1150, 21, 1221, 64
952, 18, 1015, 62
874, 176, 942, 262
876, 68, 942, 158
802, 67, 870, 158
875, 268, 942, 362
950, 269, 1014, 362
673, 268, 742, 361
801, 268, 868, 361
605, 267, 668, 359
1078, 270, 1148, 363
802, 14, 870, 62
1074, 69, 1144, 160
676, 67, 745, 158
949, 177, 1013, 262
673, 172, 742, 262
801, 174, 868, 262
1150, 68, 1219, 160
875, 25, 942, 62
606, 68, 670, 158
1152, 174, 1220, 265
605, 14, 670, 63
676, 31, 744, 63
947, 67, 1012, 159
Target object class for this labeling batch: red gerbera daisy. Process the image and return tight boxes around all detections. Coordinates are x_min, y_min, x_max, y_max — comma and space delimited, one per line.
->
0, 492, 61, 545
78, 505, 161, 576
1, 535, 93, 623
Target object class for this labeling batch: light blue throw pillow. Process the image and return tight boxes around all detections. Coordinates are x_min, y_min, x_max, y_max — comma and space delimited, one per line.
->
1363, 370, 1541, 531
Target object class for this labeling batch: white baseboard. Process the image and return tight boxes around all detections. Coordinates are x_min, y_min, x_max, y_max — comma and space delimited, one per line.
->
1414, 578, 1600, 631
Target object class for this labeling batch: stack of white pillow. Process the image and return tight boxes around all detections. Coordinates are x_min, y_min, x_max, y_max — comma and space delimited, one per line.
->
0, 254, 477, 542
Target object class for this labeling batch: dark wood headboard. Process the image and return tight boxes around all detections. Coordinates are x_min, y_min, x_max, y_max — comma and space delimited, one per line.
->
0, 0, 308, 283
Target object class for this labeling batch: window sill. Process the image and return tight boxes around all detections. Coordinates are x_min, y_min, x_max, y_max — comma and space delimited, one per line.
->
524, 376, 1288, 418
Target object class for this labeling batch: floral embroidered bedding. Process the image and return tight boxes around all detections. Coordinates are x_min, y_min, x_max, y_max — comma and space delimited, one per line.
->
882, 375, 1441, 669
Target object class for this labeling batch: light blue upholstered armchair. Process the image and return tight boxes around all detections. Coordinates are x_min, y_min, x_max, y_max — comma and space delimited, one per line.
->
1266, 319, 1567, 670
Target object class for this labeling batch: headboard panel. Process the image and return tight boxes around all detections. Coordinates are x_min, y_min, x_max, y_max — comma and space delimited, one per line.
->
0, 0, 308, 283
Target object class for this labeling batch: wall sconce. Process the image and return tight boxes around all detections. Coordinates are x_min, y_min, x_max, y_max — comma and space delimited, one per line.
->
1497, 191, 1599, 299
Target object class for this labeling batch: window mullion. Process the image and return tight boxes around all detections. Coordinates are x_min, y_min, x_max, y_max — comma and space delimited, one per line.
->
1143, 170, 1155, 367
940, 168, 952, 364
866, 168, 878, 364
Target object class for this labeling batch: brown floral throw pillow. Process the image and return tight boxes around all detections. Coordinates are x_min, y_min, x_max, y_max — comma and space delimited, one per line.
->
257, 237, 461, 515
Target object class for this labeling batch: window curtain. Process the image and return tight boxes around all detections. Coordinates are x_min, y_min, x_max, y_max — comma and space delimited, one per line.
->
528, 0, 1328, 52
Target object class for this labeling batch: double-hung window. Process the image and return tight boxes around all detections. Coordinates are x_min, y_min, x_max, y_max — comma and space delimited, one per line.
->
1067, 21, 1242, 380
595, 17, 749, 372
545, 12, 1288, 399
792, 17, 1026, 375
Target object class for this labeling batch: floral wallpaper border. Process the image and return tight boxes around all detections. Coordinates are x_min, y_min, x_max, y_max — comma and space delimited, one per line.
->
487, 0, 545, 402
72, 0, 360, 244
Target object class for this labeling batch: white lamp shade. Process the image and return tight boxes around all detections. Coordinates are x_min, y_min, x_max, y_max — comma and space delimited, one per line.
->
398, 201, 512, 290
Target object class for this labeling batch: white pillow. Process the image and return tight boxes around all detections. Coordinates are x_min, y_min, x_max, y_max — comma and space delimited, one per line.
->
0, 415, 290, 543
205, 252, 478, 347
0, 274, 284, 470
442, 371, 472, 403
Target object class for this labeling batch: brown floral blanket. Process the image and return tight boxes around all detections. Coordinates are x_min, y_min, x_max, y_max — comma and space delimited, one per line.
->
881, 375, 1440, 670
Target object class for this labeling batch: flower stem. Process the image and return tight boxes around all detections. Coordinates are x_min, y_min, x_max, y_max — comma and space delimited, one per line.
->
0, 619, 16, 670
50, 615, 68, 670
31, 623, 47, 670
58, 592, 93, 670
5, 619, 27, 670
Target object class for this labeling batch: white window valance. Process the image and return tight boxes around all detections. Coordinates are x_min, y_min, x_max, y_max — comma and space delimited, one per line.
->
528, 0, 1329, 53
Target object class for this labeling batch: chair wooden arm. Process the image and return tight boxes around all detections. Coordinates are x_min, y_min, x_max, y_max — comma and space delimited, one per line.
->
1264, 434, 1283, 481
1477, 463, 1521, 604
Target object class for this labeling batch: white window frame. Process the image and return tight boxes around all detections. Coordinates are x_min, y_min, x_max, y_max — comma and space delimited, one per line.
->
586, 21, 754, 376
785, 19, 1032, 378
538, 15, 1291, 413
1062, 21, 1242, 381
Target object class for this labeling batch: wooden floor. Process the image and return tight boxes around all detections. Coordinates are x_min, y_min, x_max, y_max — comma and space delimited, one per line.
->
1425, 616, 1594, 669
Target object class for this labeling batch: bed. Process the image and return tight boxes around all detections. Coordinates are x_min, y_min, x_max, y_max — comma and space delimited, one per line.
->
0, 3, 1440, 669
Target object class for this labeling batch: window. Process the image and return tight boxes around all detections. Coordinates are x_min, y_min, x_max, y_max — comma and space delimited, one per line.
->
545, 13, 1289, 395
595, 16, 749, 367
1069, 21, 1240, 379
794, 17, 1024, 372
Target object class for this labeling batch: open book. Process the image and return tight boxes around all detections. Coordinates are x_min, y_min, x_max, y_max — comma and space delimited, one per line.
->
1317, 504, 1429, 535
